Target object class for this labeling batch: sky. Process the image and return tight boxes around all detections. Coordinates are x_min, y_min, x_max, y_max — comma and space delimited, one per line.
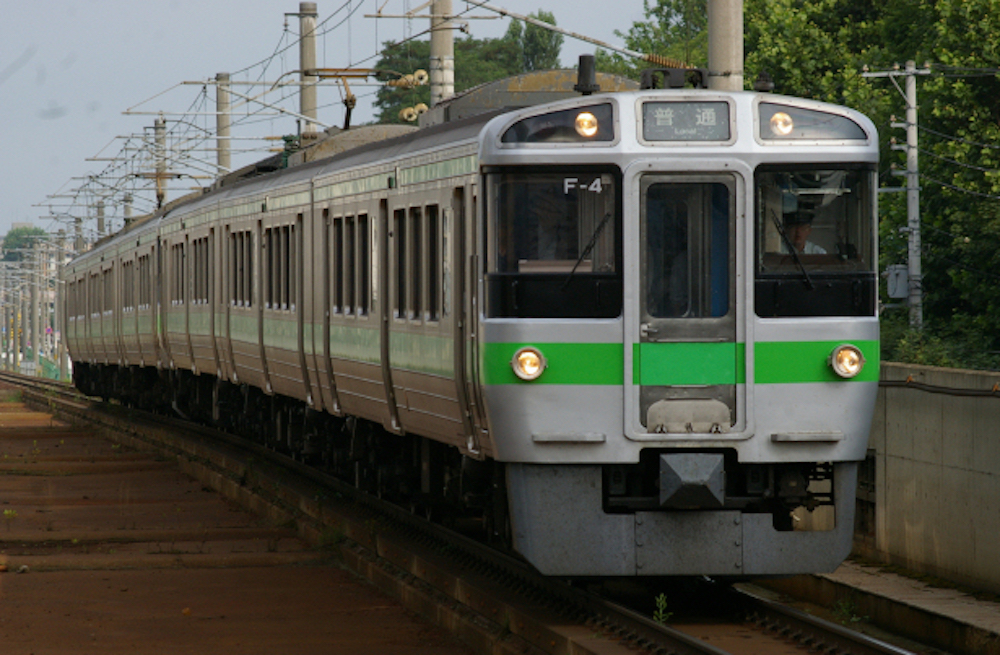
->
0, 0, 647, 242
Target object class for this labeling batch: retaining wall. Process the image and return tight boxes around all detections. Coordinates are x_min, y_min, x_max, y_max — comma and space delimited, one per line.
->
861, 362, 1000, 593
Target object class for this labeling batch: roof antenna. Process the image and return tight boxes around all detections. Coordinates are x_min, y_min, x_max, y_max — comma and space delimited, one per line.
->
574, 54, 600, 96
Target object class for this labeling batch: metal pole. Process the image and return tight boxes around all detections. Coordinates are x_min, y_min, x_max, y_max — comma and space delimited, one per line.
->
707, 0, 743, 91
1, 269, 8, 371
57, 230, 68, 381
299, 2, 319, 138
13, 284, 21, 372
30, 244, 40, 372
430, 0, 455, 106
904, 60, 923, 330
216, 72, 232, 174
155, 115, 167, 208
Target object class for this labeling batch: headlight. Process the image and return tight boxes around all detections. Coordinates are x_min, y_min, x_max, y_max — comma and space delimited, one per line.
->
830, 344, 865, 378
511, 347, 547, 381
769, 111, 794, 136
575, 111, 599, 138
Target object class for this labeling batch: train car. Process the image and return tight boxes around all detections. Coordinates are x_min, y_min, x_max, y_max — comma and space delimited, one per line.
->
62, 65, 879, 577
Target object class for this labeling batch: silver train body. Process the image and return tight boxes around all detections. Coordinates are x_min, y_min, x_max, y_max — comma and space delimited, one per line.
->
63, 78, 879, 577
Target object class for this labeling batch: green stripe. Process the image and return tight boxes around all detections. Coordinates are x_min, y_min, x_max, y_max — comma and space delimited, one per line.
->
754, 340, 880, 383
483, 339, 879, 386
633, 342, 745, 386
483, 342, 623, 385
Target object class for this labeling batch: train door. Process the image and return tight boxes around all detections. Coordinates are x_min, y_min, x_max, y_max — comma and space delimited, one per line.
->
453, 184, 488, 453
625, 172, 746, 438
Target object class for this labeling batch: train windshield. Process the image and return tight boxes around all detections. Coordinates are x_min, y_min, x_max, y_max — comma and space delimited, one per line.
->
755, 165, 876, 317
485, 167, 622, 318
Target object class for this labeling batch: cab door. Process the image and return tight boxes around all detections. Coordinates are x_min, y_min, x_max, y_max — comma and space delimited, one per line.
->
625, 172, 746, 438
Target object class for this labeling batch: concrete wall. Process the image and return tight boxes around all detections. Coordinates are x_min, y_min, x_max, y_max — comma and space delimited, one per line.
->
863, 362, 1000, 593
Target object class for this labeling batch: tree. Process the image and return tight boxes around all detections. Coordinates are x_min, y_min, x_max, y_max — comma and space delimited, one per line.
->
2, 226, 47, 262
595, 0, 708, 79
373, 36, 520, 124
503, 11, 564, 72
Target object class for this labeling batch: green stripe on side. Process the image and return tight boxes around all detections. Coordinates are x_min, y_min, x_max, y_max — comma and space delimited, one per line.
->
754, 340, 880, 383
633, 342, 746, 386
483, 342, 623, 385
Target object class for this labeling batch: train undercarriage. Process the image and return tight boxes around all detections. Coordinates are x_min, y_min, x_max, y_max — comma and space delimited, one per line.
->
72, 362, 512, 546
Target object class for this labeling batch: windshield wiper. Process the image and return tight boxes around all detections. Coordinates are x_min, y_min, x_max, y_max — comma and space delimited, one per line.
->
771, 209, 815, 290
562, 212, 613, 290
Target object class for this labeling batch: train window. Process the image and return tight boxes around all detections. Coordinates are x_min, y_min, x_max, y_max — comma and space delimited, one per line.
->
394, 209, 406, 319
409, 208, 423, 320
357, 214, 369, 316
229, 230, 253, 308
138, 254, 151, 309
122, 261, 134, 312
263, 224, 296, 312
501, 103, 615, 144
190, 237, 209, 305
333, 217, 343, 314
171, 243, 184, 306
755, 166, 876, 317
427, 205, 439, 322
485, 167, 622, 319
643, 180, 731, 319
344, 217, 356, 315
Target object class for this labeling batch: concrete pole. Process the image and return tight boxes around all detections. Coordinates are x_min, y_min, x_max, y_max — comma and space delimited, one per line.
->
57, 230, 68, 381
75, 216, 84, 253
96, 200, 106, 238
430, 0, 455, 106
30, 245, 39, 371
707, 0, 744, 91
299, 2, 319, 138
155, 115, 167, 208
216, 72, 232, 174
904, 60, 923, 330
1, 269, 8, 371
123, 194, 133, 228
13, 284, 21, 372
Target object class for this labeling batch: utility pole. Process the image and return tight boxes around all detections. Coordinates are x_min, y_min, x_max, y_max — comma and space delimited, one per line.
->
430, 0, 455, 106
707, 0, 743, 91
299, 2, 320, 138
216, 72, 232, 173
155, 115, 167, 208
864, 61, 931, 330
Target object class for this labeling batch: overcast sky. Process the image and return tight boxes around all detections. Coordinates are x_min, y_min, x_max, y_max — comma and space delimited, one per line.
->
0, 0, 646, 241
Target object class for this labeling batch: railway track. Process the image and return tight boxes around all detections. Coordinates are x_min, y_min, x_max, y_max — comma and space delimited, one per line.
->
1, 371, 918, 655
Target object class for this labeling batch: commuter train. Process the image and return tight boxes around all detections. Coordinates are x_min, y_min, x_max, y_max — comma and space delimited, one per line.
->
63, 66, 879, 577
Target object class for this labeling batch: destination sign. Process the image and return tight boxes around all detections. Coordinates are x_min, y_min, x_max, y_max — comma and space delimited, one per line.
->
642, 101, 731, 142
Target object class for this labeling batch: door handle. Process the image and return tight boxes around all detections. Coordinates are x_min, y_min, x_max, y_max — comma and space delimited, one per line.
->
640, 323, 659, 338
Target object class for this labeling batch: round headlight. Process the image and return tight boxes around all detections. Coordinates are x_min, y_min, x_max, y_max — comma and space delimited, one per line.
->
512, 347, 547, 381
575, 111, 599, 138
770, 111, 794, 136
830, 344, 865, 379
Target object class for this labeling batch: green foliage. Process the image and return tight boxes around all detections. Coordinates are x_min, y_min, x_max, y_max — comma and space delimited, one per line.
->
596, 0, 708, 78
652, 592, 672, 624
373, 13, 564, 124
373, 36, 521, 124
2, 226, 47, 262
504, 11, 564, 72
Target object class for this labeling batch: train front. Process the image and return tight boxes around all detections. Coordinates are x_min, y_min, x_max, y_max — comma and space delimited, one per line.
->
478, 90, 879, 577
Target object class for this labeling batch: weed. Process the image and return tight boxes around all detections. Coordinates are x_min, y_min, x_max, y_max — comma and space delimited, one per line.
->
653, 593, 672, 625
832, 597, 867, 625
3, 508, 17, 531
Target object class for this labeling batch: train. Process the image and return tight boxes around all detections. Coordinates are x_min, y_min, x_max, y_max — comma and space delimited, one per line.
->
62, 63, 880, 577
